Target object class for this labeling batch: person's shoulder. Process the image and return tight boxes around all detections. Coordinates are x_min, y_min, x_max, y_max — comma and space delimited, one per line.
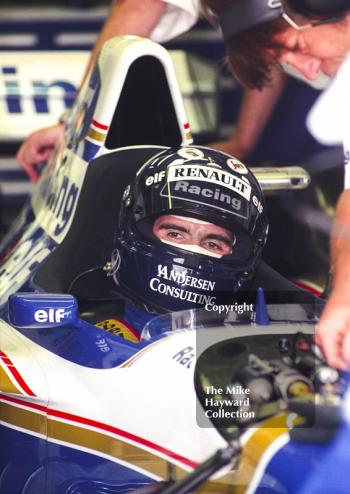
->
307, 54, 350, 146
162, 0, 199, 10
150, 0, 200, 44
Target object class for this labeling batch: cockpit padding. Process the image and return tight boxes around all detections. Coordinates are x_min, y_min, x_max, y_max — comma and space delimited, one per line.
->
32, 146, 321, 306
33, 146, 165, 297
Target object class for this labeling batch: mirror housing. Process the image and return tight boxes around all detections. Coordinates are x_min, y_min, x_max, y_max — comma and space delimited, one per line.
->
8, 293, 78, 329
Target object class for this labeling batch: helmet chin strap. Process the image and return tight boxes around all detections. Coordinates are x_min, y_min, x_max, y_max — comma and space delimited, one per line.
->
160, 238, 224, 258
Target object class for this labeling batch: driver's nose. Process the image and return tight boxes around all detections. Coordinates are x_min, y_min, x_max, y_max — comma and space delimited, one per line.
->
278, 52, 322, 81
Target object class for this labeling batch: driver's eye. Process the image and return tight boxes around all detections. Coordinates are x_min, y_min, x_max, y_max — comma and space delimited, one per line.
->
204, 241, 222, 251
202, 240, 231, 255
165, 230, 185, 241
207, 240, 217, 248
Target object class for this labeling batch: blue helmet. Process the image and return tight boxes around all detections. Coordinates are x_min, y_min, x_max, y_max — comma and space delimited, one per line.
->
112, 146, 268, 313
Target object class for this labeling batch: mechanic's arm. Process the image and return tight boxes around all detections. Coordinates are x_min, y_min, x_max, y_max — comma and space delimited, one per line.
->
16, 124, 65, 183
208, 70, 286, 159
84, 0, 167, 82
316, 188, 350, 369
16, 0, 167, 181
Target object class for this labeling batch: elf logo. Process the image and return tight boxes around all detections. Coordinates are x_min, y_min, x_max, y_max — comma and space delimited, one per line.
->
34, 308, 67, 324
1, 66, 76, 114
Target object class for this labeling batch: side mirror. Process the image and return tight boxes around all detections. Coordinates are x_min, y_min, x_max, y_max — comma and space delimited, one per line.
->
252, 166, 310, 191
8, 293, 78, 329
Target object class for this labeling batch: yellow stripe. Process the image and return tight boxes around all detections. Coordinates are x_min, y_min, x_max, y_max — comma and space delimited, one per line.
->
48, 416, 240, 492
233, 413, 300, 493
0, 367, 22, 395
185, 131, 193, 143
1, 400, 184, 479
0, 401, 47, 436
1, 400, 294, 492
87, 127, 105, 142
49, 418, 178, 478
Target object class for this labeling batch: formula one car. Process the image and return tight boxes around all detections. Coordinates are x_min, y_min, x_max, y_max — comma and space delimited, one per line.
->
0, 36, 345, 494
0, 292, 345, 494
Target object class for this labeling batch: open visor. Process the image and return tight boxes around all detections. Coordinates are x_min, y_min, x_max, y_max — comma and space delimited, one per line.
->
135, 214, 257, 264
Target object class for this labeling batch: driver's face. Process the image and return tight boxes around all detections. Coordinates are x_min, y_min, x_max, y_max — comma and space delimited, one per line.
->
152, 215, 235, 257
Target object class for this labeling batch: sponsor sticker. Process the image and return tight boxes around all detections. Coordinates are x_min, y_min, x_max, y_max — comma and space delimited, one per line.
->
167, 164, 252, 200
160, 164, 251, 219
173, 346, 195, 369
160, 181, 248, 219
252, 195, 264, 214
226, 158, 249, 175
95, 318, 140, 342
177, 147, 205, 159
149, 264, 217, 307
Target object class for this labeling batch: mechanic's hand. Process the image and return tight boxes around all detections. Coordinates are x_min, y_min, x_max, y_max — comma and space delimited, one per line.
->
316, 292, 350, 370
16, 124, 64, 182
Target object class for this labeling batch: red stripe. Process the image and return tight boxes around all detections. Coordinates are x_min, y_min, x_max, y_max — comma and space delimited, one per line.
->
91, 119, 108, 131
0, 352, 36, 397
0, 394, 197, 468
0, 394, 46, 412
184, 123, 190, 130
117, 319, 140, 341
291, 280, 322, 297
0, 235, 22, 263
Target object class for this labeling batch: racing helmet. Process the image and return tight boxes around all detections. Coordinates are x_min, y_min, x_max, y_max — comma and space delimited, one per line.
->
112, 146, 268, 313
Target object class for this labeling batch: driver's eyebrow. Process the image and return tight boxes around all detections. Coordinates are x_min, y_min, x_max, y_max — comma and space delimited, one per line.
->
157, 223, 189, 233
203, 233, 234, 247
